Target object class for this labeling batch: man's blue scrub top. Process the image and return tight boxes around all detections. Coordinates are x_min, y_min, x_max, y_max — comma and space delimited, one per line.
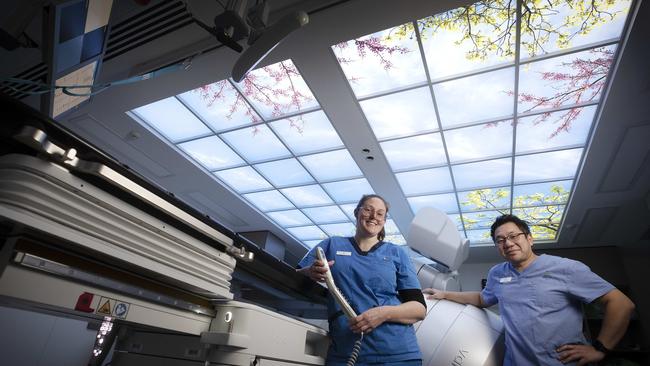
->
481, 254, 614, 366
299, 236, 422, 364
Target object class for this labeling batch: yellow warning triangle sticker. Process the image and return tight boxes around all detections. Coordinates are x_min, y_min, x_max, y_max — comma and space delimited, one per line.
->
97, 299, 111, 315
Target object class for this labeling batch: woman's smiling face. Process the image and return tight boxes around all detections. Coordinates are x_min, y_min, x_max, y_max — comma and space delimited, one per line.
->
355, 197, 387, 238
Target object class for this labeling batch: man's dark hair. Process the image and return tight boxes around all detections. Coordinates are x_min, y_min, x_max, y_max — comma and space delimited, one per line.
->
490, 214, 531, 242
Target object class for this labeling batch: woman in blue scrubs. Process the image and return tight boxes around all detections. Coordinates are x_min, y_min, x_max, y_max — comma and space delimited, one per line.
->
298, 194, 426, 365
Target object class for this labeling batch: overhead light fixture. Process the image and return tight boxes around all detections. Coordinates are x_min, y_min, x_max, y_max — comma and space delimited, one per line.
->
190, 0, 309, 83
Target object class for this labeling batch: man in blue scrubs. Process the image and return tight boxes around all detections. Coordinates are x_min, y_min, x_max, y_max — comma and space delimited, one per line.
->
424, 214, 635, 366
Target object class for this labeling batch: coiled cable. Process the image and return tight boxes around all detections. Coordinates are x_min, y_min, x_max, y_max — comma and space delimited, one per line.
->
347, 332, 364, 366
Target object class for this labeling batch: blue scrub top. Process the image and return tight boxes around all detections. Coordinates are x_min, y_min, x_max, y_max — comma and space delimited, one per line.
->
480, 254, 614, 366
299, 236, 422, 364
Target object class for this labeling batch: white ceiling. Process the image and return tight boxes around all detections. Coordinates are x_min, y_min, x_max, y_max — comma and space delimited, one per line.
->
2, 0, 649, 265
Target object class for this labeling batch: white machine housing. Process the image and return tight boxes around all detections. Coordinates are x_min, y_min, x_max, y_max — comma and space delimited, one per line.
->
408, 207, 470, 272
415, 299, 504, 366
408, 207, 470, 291
407, 207, 505, 366
0, 146, 329, 365
112, 301, 328, 366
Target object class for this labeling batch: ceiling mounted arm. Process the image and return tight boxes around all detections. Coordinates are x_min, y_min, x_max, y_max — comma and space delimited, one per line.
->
231, 10, 309, 82
189, 0, 253, 53
192, 15, 244, 53
187, 0, 308, 82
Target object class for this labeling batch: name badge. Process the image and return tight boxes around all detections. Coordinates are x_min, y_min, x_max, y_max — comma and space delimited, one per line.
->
499, 276, 513, 283
336, 251, 352, 256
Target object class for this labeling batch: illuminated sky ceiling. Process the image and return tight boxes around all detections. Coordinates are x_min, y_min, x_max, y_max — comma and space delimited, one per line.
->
130, 0, 632, 248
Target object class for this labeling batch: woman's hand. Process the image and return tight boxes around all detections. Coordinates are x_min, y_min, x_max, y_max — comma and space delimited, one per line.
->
304, 259, 335, 282
349, 307, 387, 334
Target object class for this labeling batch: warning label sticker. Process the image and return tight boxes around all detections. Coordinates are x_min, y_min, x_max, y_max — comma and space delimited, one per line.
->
94, 296, 130, 319
96, 297, 115, 315
112, 302, 130, 319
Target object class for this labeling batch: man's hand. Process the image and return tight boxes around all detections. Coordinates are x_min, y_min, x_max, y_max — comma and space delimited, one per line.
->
556, 343, 605, 365
422, 288, 445, 300
421, 288, 485, 307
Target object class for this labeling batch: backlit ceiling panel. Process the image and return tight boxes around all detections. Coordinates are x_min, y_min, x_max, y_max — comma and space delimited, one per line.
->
130, 0, 632, 248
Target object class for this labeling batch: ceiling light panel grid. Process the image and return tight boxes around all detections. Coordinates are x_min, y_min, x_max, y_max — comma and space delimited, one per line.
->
130, 59, 392, 248
332, 0, 632, 245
